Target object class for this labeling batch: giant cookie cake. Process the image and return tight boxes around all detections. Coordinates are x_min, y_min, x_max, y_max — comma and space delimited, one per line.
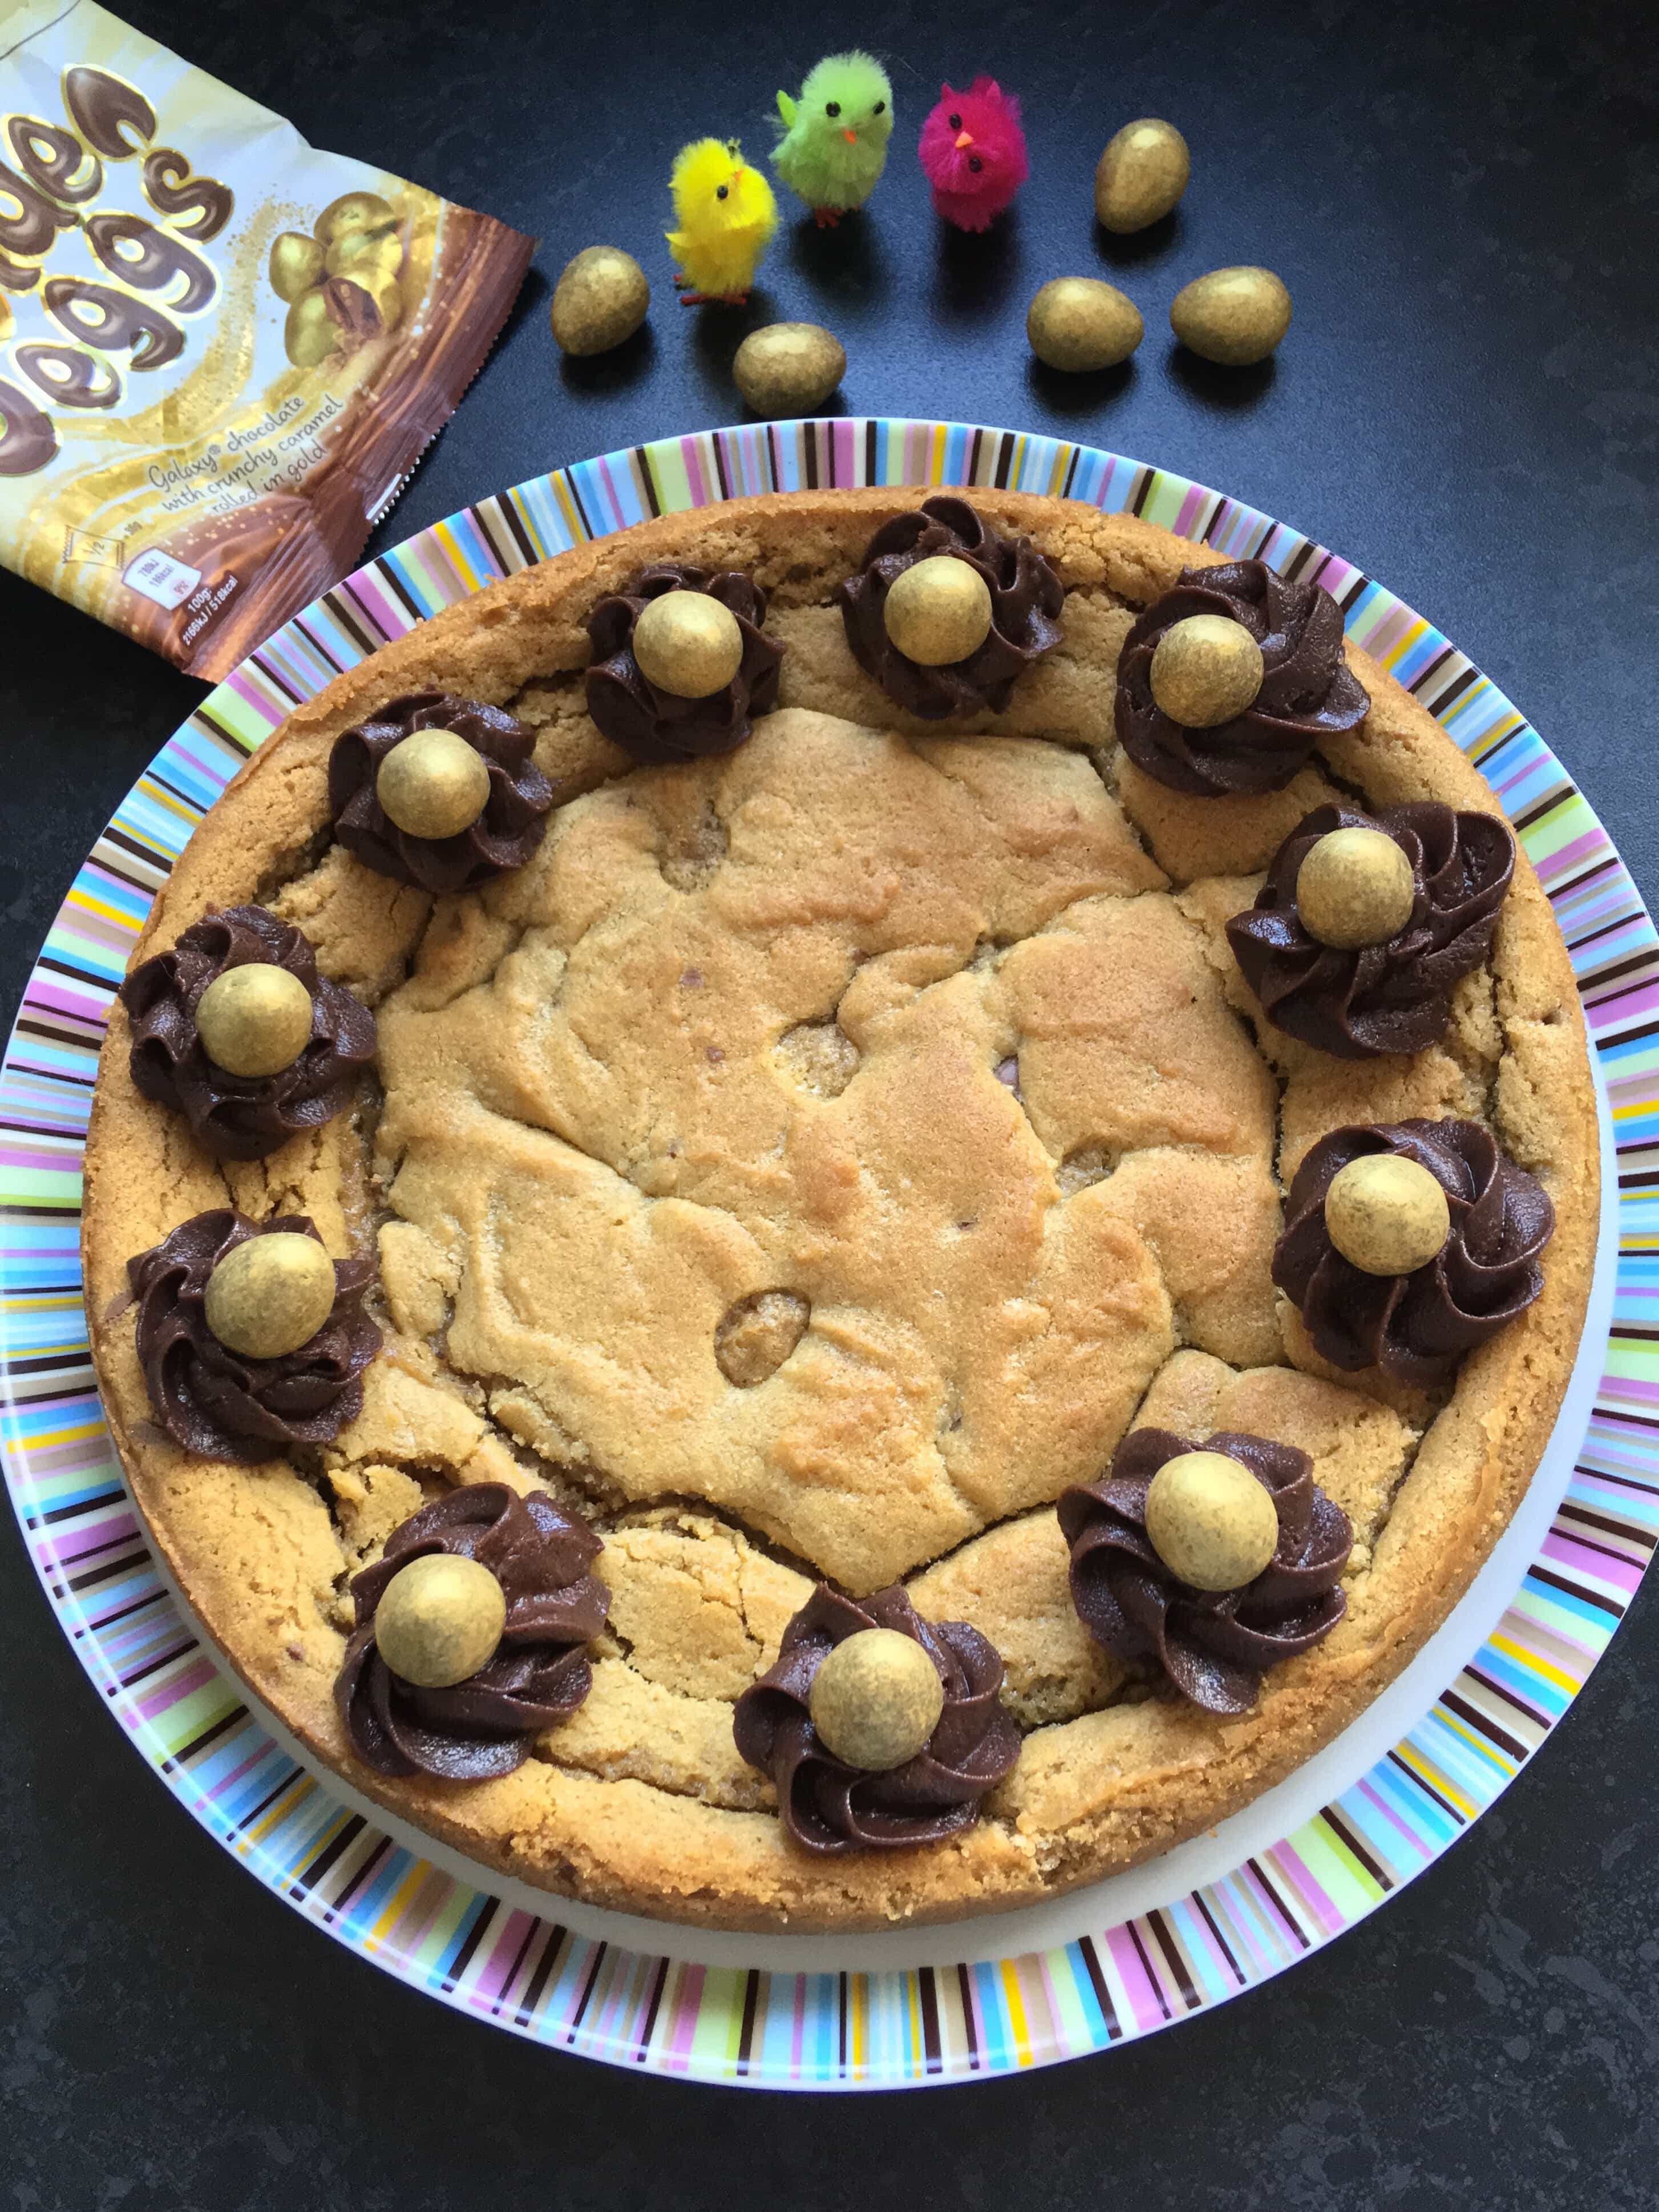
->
83, 488, 1597, 1930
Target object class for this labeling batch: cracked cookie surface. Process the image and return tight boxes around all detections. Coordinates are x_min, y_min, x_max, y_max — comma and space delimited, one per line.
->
83, 488, 1598, 1932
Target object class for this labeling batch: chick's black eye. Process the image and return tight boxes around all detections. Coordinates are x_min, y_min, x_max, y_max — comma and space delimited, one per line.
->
873, 100, 885, 114
948, 113, 961, 129
968, 153, 982, 172
715, 183, 728, 199
825, 100, 840, 117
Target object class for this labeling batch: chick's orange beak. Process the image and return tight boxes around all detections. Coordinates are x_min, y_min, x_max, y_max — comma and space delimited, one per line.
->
953, 128, 974, 149
840, 127, 857, 143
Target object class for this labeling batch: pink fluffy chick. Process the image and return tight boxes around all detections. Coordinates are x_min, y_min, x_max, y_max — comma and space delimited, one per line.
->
917, 76, 1028, 230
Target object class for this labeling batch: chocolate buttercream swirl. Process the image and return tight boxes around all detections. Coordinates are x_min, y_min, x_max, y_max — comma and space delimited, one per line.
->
1227, 802, 1516, 1058
1273, 1118, 1555, 1385
1115, 559, 1370, 795
584, 564, 783, 763
1058, 1428, 1352, 1716
336, 1483, 609, 1783
121, 904, 375, 1161
329, 693, 555, 892
836, 495, 1064, 719
128, 1210, 379, 1462
732, 1584, 1019, 1854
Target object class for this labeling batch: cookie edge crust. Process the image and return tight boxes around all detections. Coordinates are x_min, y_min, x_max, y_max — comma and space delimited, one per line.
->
80, 488, 1599, 1931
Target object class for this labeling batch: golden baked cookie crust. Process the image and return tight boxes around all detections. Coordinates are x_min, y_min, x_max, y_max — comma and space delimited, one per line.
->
82, 490, 1599, 1931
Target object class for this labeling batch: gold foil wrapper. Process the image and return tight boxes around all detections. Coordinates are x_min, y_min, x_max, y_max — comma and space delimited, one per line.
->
0, 1, 534, 677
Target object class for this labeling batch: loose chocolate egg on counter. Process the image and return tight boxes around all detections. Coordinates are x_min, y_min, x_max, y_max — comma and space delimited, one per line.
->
551, 246, 651, 357
1171, 265, 1293, 366
733, 322, 846, 415
1026, 277, 1143, 371
1094, 118, 1190, 233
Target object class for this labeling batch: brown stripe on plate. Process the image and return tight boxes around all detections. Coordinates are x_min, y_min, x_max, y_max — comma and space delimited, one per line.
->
917, 1964, 943, 2071
1245, 1856, 1308, 1947
634, 1955, 671, 2060
1386, 1747, 1466, 1826
564, 1940, 608, 2037
955, 1961, 980, 2065
735, 1968, 762, 2073
1191, 1888, 1248, 1980
1439, 1686, 1529, 1762
317, 587, 382, 657
322, 1830, 393, 1920
288, 1811, 367, 1899
514, 1921, 570, 2026
372, 557, 425, 627
1146, 1906, 1201, 2009
492, 490, 543, 572
247, 652, 305, 708
1319, 1805, 1394, 1891
629, 450, 659, 520
292, 613, 349, 676
1125, 1919, 1174, 2017
1075, 1934, 1123, 2032
439, 1896, 499, 1993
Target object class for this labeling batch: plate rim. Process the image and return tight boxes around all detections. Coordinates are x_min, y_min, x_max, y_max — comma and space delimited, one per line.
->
3, 414, 1654, 2090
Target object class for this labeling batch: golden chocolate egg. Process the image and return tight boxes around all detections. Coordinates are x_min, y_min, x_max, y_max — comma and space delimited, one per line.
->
335, 266, 404, 338
1148, 613, 1264, 727
1296, 827, 1416, 950
883, 555, 994, 668
631, 590, 746, 698
203, 1232, 338, 1361
284, 288, 343, 370
269, 230, 326, 303
313, 191, 396, 247
808, 1628, 945, 1771
375, 729, 492, 840
550, 245, 650, 357
1094, 118, 1190, 234
195, 963, 314, 1078
732, 321, 846, 415
1171, 265, 1293, 366
325, 226, 404, 284
1144, 1450, 1280, 1592
1323, 1154, 1452, 1277
373, 1554, 507, 1689
1026, 277, 1143, 372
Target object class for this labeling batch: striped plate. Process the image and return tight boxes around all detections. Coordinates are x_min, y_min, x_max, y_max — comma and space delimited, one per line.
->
3, 420, 1654, 2090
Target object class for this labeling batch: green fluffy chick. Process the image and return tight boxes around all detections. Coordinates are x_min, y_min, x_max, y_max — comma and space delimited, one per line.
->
774, 51, 894, 226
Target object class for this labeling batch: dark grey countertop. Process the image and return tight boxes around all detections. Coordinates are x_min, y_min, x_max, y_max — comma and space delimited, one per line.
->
4, 0, 1657, 2202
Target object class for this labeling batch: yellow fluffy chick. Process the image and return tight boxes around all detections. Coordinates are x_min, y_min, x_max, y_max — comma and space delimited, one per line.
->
666, 137, 778, 304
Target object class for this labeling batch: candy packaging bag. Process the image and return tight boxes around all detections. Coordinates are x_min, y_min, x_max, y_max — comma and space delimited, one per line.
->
0, 1, 534, 676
